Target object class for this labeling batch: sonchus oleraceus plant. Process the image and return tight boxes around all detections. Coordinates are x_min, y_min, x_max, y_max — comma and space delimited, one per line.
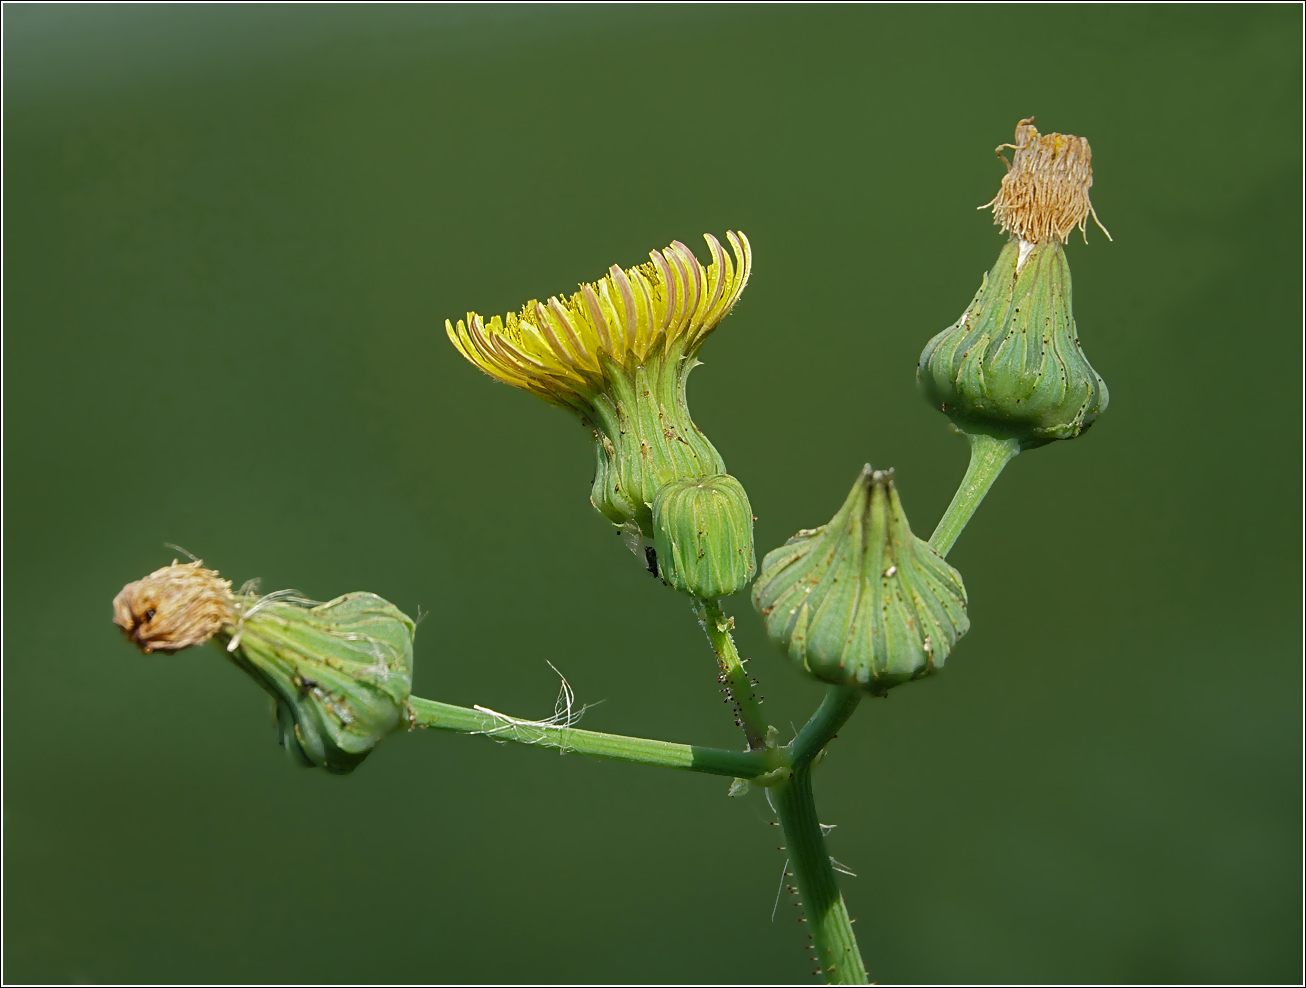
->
113, 118, 1110, 984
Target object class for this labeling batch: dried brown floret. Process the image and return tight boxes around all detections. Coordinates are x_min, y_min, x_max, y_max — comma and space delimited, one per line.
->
112, 560, 235, 653
984, 117, 1111, 245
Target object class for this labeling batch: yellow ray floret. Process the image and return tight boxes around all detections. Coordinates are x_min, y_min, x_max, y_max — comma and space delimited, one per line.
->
446, 231, 751, 407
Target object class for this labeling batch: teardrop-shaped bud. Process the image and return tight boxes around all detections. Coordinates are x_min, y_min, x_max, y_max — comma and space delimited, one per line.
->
751, 467, 969, 694
651, 473, 756, 599
227, 591, 415, 774
918, 238, 1107, 448
920, 119, 1110, 450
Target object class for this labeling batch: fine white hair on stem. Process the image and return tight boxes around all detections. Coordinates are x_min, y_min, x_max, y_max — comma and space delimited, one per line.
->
247, 588, 319, 614
829, 857, 857, 878
471, 661, 600, 750
771, 858, 791, 922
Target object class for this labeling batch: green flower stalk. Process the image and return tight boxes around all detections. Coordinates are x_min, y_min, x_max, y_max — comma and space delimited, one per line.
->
919, 118, 1112, 555
447, 233, 756, 595
114, 560, 415, 774
112, 564, 788, 782
752, 466, 969, 694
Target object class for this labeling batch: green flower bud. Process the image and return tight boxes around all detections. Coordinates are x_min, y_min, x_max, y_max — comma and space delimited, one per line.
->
225, 591, 415, 775
114, 561, 414, 774
651, 474, 757, 599
919, 119, 1110, 449
919, 238, 1107, 448
751, 467, 969, 695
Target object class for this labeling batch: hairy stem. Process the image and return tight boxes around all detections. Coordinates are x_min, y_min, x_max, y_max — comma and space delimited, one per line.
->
929, 431, 1021, 556
407, 695, 774, 779
773, 686, 868, 984
695, 598, 771, 750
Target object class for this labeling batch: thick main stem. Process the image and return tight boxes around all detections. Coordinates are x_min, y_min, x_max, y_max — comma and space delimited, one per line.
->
929, 431, 1021, 556
695, 598, 770, 750
774, 686, 867, 984
774, 768, 867, 984
407, 696, 774, 779
692, 599, 868, 982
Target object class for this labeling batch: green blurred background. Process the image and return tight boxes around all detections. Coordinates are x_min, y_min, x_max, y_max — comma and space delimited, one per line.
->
4, 4, 1300, 984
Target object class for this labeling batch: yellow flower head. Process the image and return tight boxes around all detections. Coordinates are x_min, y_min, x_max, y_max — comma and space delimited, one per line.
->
446, 231, 751, 410
984, 118, 1111, 245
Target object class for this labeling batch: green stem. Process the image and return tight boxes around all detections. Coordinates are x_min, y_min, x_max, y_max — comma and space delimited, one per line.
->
695, 598, 771, 750
787, 685, 863, 765
774, 767, 868, 984
929, 431, 1021, 556
407, 695, 773, 779
773, 686, 868, 984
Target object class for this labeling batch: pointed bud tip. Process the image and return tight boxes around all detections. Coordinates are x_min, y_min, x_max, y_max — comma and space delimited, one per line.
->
857, 465, 895, 489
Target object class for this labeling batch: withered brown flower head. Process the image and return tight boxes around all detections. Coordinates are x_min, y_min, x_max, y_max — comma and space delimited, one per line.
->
113, 560, 235, 653
985, 117, 1110, 245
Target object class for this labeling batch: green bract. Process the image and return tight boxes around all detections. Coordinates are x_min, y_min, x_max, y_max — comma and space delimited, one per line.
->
918, 238, 1108, 449
224, 591, 416, 774
752, 467, 969, 694
588, 345, 728, 537
652, 473, 756, 599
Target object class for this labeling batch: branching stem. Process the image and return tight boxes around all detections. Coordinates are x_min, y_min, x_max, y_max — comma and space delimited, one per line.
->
414, 611, 874, 984
407, 695, 775, 779
773, 686, 868, 984
692, 597, 869, 984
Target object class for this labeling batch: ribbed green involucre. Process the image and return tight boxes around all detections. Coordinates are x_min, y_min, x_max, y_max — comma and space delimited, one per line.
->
585, 344, 727, 537
918, 238, 1108, 449
223, 592, 415, 774
752, 466, 968, 694
653, 474, 756, 599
